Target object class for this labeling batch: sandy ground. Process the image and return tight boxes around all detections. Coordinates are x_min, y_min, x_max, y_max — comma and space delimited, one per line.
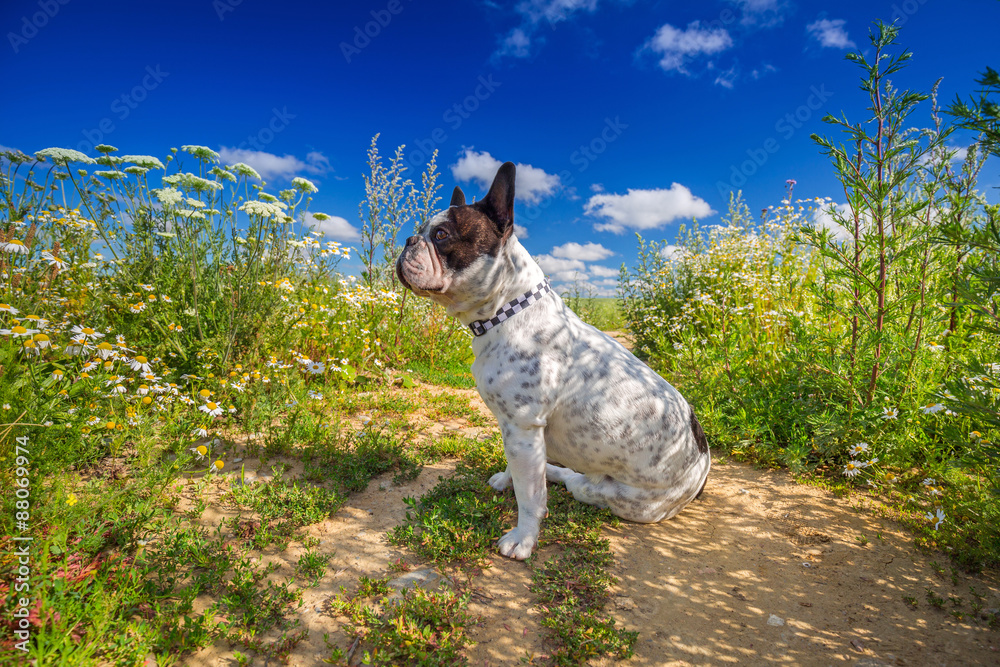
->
179, 446, 1000, 666
177, 356, 1000, 666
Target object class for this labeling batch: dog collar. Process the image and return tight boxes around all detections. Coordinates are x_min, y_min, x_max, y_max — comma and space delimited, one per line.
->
469, 280, 551, 337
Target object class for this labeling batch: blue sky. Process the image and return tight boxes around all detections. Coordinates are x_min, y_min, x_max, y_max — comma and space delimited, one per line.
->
2, 0, 998, 294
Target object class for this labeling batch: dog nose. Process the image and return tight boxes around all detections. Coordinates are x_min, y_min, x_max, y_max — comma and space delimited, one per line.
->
405, 235, 420, 247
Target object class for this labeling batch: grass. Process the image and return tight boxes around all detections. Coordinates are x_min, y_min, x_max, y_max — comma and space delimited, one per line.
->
328, 584, 477, 666
388, 436, 638, 663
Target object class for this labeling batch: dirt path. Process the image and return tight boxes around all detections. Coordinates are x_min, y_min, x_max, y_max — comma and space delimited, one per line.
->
181, 380, 999, 666
185, 453, 999, 666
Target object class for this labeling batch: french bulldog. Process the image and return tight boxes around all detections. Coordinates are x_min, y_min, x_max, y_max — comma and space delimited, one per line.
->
396, 161, 711, 560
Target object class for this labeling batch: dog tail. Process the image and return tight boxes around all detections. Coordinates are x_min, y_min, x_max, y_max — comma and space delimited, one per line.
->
690, 407, 710, 500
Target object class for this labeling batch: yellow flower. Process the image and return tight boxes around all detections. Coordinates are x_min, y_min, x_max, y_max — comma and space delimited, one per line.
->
66, 493, 78, 507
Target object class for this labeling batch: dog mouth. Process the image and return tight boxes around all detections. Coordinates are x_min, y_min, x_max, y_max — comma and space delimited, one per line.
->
396, 255, 447, 294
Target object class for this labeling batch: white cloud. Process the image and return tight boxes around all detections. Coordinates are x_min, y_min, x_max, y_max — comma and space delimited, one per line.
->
714, 65, 739, 89
660, 244, 683, 261
451, 149, 560, 204
589, 265, 619, 278
584, 185, 715, 234
645, 21, 733, 74
751, 63, 778, 79
731, 0, 788, 28
497, 27, 531, 59
304, 212, 360, 242
218, 147, 331, 181
551, 241, 613, 261
810, 202, 853, 241
551, 269, 589, 283
493, 0, 598, 60
513, 223, 529, 239
806, 19, 856, 49
518, 0, 598, 24
535, 254, 585, 274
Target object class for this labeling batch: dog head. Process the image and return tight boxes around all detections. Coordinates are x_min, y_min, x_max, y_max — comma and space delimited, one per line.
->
396, 161, 517, 312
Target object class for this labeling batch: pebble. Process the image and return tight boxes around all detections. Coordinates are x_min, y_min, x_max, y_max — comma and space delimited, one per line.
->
767, 614, 785, 626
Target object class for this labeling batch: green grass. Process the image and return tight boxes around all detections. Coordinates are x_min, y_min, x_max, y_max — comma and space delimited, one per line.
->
328, 584, 477, 666
388, 434, 637, 663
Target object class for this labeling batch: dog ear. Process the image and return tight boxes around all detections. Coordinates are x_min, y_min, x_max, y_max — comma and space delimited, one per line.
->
476, 162, 515, 241
450, 186, 466, 207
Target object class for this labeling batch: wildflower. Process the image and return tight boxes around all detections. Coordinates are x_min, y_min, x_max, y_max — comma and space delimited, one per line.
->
843, 461, 862, 477
925, 508, 945, 530
129, 355, 152, 373
129, 301, 146, 313
121, 155, 165, 170
2, 239, 28, 254
199, 402, 224, 417
928, 486, 942, 497
210, 459, 224, 473
190, 445, 208, 459
921, 403, 945, 414
922, 477, 936, 487
32, 333, 51, 349
927, 342, 945, 352
880, 407, 898, 420
228, 162, 261, 180
239, 200, 288, 220
883, 472, 898, 484
848, 442, 870, 457
0, 303, 20, 315
181, 145, 220, 162
66, 493, 78, 507
2, 325, 39, 338
35, 147, 96, 165
291, 176, 318, 193
970, 431, 982, 441
192, 427, 208, 438
51, 369, 65, 381
306, 361, 325, 374
96, 341, 115, 359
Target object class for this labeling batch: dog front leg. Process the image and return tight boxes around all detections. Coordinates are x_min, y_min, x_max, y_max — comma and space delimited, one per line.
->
497, 425, 547, 560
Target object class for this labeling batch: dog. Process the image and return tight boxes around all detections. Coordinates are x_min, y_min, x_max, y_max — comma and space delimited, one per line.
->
396, 162, 711, 560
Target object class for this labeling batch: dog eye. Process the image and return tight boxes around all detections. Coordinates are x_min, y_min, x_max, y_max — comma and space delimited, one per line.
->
434, 229, 449, 241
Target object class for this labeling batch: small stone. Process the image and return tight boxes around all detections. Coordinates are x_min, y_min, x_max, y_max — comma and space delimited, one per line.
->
767, 614, 785, 626
615, 596, 638, 611
385, 568, 452, 600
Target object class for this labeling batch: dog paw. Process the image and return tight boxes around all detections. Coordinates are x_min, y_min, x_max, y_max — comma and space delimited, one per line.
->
497, 527, 537, 560
488, 470, 512, 491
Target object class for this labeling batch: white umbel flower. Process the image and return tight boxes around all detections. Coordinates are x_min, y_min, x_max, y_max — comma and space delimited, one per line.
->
292, 177, 318, 193
121, 155, 165, 170
34, 148, 96, 165
240, 200, 288, 220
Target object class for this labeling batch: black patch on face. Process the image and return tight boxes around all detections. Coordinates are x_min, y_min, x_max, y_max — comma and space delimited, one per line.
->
690, 408, 709, 455
430, 206, 504, 272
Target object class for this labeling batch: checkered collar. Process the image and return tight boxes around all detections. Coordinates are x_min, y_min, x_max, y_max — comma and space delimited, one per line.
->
468, 280, 551, 337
